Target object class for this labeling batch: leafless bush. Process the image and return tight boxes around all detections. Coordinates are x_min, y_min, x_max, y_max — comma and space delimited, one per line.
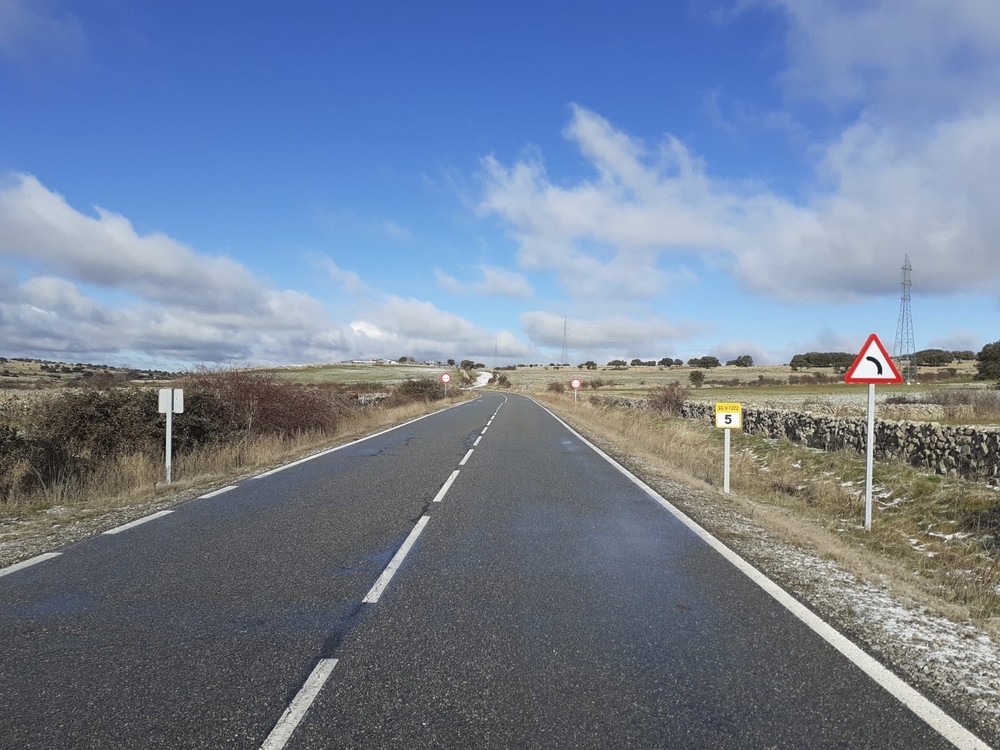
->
546, 381, 566, 394
183, 366, 341, 437
918, 389, 1000, 421
646, 382, 689, 415
386, 378, 445, 406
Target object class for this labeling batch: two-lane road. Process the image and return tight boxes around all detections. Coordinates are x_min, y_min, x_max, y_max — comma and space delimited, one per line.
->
0, 393, 989, 749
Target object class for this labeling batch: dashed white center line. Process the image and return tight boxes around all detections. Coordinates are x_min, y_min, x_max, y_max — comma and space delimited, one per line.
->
200, 485, 237, 499
481, 426, 489, 435
459, 449, 474, 466
0, 552, 61, 579
432, 470, 461, 502
363, 516, 430, 604
474, 435, 483, 446
259, 658, 339, 750
102, 510, 173, 535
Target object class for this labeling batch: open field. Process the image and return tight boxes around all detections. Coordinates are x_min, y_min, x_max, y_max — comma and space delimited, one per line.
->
262, 361, 458, 385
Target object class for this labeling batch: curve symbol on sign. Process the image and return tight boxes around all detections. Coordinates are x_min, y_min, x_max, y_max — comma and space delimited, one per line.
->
865, 356, 883, 375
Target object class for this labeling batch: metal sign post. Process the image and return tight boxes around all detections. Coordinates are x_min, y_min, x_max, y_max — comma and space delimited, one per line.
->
158, 388, 184, 484
440, 372, 451, 397
844, 333, 903, 531
715, 402, 742, 494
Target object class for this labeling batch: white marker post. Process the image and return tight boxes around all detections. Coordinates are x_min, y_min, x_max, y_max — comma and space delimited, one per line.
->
844, 333, 903, 531
715, 403, 742, 494
570, 378, 582, 403
440, 371, 451, 397
158, 388, 184, 484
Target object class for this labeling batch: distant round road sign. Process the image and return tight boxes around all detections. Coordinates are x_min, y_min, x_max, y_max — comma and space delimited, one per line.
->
440, 372, 452, 384
570, 378, 582, 390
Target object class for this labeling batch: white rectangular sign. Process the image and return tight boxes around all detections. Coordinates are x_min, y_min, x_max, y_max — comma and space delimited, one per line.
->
159, 388, 184, 414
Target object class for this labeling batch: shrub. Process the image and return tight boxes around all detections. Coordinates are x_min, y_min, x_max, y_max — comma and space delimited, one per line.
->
389, 378, 445, 405
546, 381, 566, 393
689, 371, 705, 388
647, 383, 689, 415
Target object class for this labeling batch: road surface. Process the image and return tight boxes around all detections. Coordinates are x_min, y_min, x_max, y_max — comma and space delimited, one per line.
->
0, 393, 988, 749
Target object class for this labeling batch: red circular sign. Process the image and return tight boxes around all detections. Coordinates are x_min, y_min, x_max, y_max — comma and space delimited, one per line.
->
570, 378, 582, 390
440, 372, 452, 384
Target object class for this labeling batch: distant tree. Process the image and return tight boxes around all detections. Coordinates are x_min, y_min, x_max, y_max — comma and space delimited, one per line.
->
726, 355, 754, 367
658, 357, 673, 367
687, 356, 720, 369
630, 358, 643, 366
460, 359, 475, 370
952, 350, 976, 362
447, 358, 456, 366
689, 371, 705, 388
607, 359, 627, 367
674, 359, 683, 367
914, 349, 953, 367
397, 356, 410, 363
789, 352, 854, 370
975, 342, 1000, 381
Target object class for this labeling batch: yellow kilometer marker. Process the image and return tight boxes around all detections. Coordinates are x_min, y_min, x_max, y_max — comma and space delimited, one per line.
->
714, 402, 742, 493
714, 402, 742, 430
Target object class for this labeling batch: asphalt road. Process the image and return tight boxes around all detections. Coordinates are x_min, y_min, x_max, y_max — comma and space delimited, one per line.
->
0, 393, 987, 749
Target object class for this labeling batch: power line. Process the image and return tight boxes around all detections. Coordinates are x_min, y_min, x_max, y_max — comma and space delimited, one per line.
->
893, 255, 917, 383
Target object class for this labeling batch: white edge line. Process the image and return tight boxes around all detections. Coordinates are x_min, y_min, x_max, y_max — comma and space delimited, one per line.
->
200, 485, 238, 499
459, 449, 474, 466
533, 399, 992, 750
259, 658, 339, 750
432, 470, 460, 503
0, 552, 61, 579
473, 435, 483, 447
252, 399, 473, 480
362, 515, 430, 604
102, 510, 173, 536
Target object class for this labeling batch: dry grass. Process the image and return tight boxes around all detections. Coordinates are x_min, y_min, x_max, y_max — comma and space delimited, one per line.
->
538, 392, 1000, 624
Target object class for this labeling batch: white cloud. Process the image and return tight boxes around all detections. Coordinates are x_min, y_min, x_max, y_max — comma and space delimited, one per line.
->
754, 0, 1000, 113
0, 173, 544, 366
435, 265, 533, 299
318, 256, 367, 295
0, 0, 86, 65
0, 174, 267, 313
382, 220, 412, 242
478, 102, 1000, 306
519, 310, 705, 361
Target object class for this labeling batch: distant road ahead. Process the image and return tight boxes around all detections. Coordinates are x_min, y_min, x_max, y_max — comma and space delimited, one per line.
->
0, 393, 987, 749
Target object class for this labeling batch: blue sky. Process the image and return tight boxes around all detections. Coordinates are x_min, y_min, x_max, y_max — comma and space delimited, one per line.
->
2, 0, 999, 369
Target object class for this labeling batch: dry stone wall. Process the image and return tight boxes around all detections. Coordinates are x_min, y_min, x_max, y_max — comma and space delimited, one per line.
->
599, 396, 1000, 482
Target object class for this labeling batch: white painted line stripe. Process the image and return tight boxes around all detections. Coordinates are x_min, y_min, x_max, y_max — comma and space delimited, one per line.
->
536, 400, 992, 750
473, 435, 482, 446
487, 419, 493, 425
363, 516, 430, 604
480, 426, 488, 435
259, 658, 338, 750
0, 552, 61, 579
200, 485, 237, 499
253, 399, 473, 480
102, 510, 173, 535
432, 470, 460, 503
459, 449, 474, 466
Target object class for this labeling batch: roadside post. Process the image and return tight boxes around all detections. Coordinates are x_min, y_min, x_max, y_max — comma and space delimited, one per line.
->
844, 333, 903, 531
570, 378, 582, 403
158, 388, 184, 484
440, 371, 452, 397
714, 402, 742, 493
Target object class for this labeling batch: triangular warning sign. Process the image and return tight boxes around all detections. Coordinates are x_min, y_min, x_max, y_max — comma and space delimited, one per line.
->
844, 333, 904, 384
